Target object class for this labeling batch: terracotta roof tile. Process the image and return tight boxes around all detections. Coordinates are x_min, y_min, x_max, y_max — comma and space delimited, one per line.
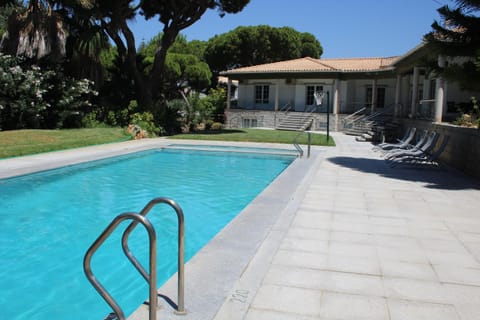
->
222, 56, 400, 75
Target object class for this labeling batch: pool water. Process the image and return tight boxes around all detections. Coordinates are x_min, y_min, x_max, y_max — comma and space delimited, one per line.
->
0, 148, 294, 320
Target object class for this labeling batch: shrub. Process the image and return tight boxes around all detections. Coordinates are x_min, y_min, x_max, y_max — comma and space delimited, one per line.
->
211, 122, 223, 130
82, 111, 107, 128
130, 112, 161, 136
204, 119, 214, 130
453, 96, 479, 128
0, 53, 98, 130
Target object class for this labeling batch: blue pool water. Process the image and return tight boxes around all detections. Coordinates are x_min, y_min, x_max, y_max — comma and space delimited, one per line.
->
0, 148, 294, 320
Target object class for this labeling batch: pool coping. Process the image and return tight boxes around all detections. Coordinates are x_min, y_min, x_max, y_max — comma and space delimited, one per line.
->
0, 138, 325, 320
129, 141, 325, 320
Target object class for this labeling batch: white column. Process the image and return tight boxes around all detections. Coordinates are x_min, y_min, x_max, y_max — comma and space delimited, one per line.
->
371, 79, 377, 113
434, 55, 446, 123
394, 74, 401, 117
274, 81, 279, 127
333, 79, 340, 114
226, 78, 232, 110
411, 66, 419, 117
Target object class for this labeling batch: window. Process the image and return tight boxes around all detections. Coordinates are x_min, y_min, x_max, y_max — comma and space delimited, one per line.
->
255, 85, 269, 104
366, 87, 386, 108
306, 85, 323, 105
242, 118, 258, 128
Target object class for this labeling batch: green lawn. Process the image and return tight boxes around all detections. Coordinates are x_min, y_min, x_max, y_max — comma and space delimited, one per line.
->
169, 128, 336, 146
0, 128, 335, 159
0, 128, 132, 158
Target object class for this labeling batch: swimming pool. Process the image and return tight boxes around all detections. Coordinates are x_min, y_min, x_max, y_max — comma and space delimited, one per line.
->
0, 148, 295, 319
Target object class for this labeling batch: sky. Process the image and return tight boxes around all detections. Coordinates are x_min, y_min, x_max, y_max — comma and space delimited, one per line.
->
128, 0, 457, 59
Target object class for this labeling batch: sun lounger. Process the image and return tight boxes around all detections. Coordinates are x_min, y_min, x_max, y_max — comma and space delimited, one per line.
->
373, 127, 417, 153
389, 135, 449, 168
385, 131, 440, 162
382, 130, 429, 159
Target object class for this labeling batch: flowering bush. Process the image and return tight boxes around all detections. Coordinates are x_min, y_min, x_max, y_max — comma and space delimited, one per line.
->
0, 53, 97, 130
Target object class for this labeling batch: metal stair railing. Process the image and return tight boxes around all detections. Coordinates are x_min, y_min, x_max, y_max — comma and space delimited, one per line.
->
342, 107, 366, 129
83, 212, 158, 320
279, 102, 293, 115
278, 106, 315, 130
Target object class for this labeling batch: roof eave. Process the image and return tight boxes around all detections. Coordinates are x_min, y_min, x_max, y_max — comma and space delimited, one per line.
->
221, 67, 396, 80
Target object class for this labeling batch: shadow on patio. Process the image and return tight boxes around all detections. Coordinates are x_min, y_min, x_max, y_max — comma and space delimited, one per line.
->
328, 156, 480, 191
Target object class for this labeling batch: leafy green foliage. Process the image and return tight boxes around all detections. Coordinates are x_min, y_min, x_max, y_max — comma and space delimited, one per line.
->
130, 111, 161, 136
205, 25, 323, 73
0, 0, 23, 37
139, 33, 212, 95
0, 53, 97, 130
425, 0, 480, 91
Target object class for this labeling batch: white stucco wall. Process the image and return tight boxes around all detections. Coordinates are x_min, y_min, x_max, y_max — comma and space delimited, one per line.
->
235, 77, 451, 115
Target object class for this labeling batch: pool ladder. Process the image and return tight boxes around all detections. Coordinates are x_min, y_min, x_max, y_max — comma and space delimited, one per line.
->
293, 131, 313, 158
83, 197, 186, 320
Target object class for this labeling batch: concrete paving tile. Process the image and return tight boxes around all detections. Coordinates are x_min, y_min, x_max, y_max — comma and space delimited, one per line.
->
407, 218, 449, 230
393, 190, 425, 200
272, 249, 328, 270
443, 283, 480, 305
380, 260, 438, 281
250, 284, 323, 317
329, 242, 378, 260
377, 246, 429, 264
331, 221, 372, 233
263, 265, 384, 296
319, 292, 389, 320
388, 299, 460, 320
286, 227, 330, 241
433, 265, 480, 286
330, 231, 374, 244
449, 222, 480, 234
458, 232, 480, 243
333, 213, 370, 224
292, 213, 332, 229
374, 234, 422, 250
419, 239, 469, 253
409, 228, 458, 241
244, 309, 321, 320
280, 237, 329, 254
383, 278, 451, 304
373, 225, 410, 237
369, 216, 408, 227
327, 254, 381, 276
426, 250, 480, 268
454, 303, 480, 320
464, 242, 480, 261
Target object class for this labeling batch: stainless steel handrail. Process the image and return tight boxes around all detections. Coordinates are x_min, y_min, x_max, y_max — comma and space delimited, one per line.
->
121, 197, 186, 315
293, 131, 312, 158
293, 130, 303, 157
83, 212, 158, 320
279, 102, 293, 114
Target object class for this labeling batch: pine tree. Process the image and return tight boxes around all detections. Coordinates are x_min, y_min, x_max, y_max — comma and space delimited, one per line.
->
425, 0, 480, 90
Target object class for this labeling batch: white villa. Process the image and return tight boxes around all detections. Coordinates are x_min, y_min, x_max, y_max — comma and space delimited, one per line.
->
220, 44, 479, 131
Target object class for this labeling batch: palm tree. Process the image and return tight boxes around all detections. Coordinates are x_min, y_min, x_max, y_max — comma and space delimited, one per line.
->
0, 0, 67, 63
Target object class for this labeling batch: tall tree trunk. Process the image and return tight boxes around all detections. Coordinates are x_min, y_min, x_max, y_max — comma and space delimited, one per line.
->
103, 18, 152, 109
120, 21, 152, 109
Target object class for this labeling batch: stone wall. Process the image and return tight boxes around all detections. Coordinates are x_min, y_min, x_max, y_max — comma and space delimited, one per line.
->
225, 110, 347, 131
403, 119, 480, 178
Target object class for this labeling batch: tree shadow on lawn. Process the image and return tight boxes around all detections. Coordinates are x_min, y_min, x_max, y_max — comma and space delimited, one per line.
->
328, 156, 480, 191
